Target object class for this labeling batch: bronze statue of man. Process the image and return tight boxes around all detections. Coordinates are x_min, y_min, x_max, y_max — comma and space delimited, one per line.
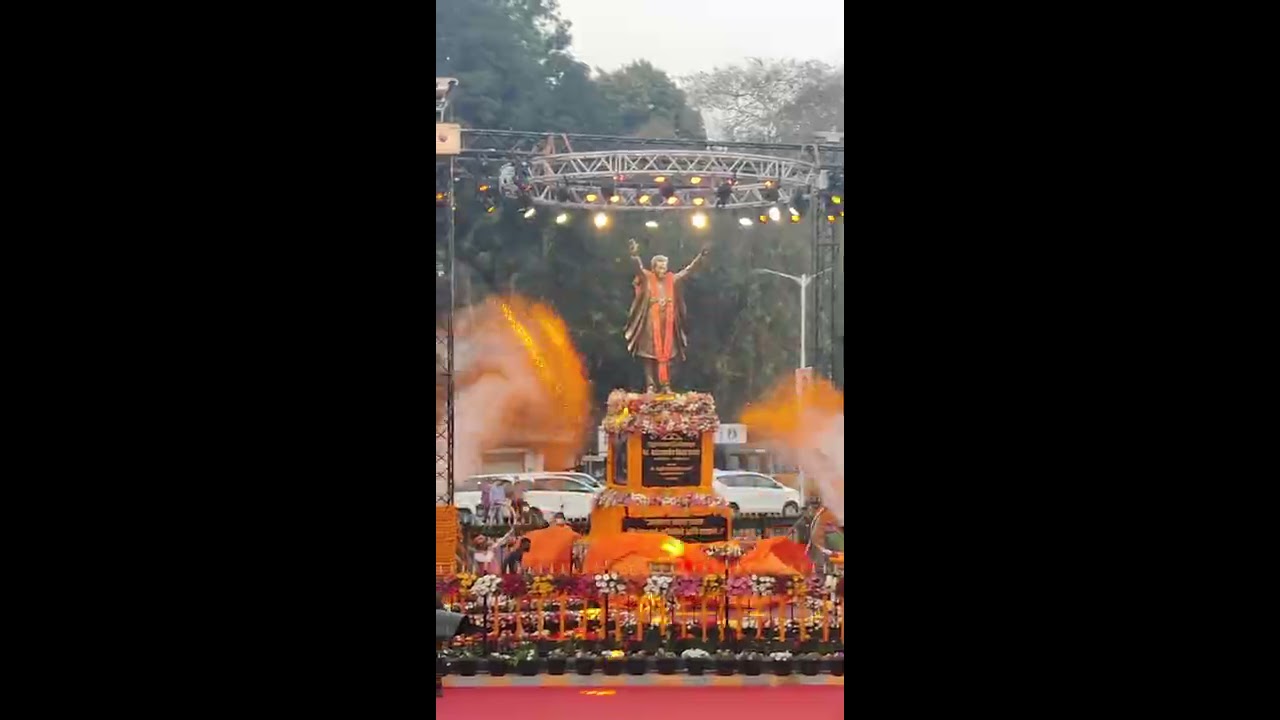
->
623, 238, 708, 393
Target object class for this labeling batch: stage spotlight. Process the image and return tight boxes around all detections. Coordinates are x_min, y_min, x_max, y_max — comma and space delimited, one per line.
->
692, 197, 705, 206
789, 210, 801, 223
738, 217, 753, 227
645, 220, 659, 228
691, 212, 708, 229
762, 179, 779, 202
666, 196, 680, 205
436, 191, 447, 207
523, 207, 537, 219
830, 194, 842, 205
585, 192, 599, 203
654, 175, 667, 183
767, 206, 781, 222
690, 176, 703, 185
477, 182, 491, 193
594, 212, 609, 228
638, 194, 652, 205
715, 181, 733, 208
555, 213, 570, 224
758, 214, 769, 224
609, 194, 622, 204
826, 214, 836, 223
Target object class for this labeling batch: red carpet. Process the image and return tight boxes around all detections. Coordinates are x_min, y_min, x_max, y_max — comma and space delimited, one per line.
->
437, 687, 844, 720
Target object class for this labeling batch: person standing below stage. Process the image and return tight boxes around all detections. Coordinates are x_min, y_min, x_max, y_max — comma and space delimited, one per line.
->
623, 238, 708, 394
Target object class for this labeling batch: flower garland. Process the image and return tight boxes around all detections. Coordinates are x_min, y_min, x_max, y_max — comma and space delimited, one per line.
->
602, 390, 720, 437
595, 489, 728, 509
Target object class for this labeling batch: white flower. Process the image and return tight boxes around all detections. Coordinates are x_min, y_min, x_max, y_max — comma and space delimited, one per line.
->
770, 652, 793, 661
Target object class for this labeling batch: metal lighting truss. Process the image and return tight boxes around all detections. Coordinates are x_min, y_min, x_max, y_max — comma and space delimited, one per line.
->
524, 150, 817, 211
436, 159, 455, 507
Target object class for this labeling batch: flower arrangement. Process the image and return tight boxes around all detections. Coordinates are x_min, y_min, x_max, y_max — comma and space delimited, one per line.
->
501, 574, 528, 598
786, 575, 808, 597
571, 575, 598, 598
456, 572, 477, 593
726, 576, 753, 597
672, 576, 702, 598
594, 572, 626, 595
681, 648, 711, 659
806, 575, 826, 597
603, 390, 720, 437
530, 575, 556, 597
701, 574, 724, 594
470, 574, 501, 598
643, 574, 673, 599
769, 651, 793, 661
749, 574, 777, 596
822, 574, 839, 596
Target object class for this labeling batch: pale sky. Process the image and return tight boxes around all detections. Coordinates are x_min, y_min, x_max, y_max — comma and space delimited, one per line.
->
554, 0, 844, 79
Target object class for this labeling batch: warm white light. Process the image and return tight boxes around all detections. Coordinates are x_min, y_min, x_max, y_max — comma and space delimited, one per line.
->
524, 207, 537, 219
768, 206, 781, 222
555, 213, 569, 224
645, 220, 659, 228
691, 212, 708, 229
738, 217, 753, 227
594, 212, 609, 228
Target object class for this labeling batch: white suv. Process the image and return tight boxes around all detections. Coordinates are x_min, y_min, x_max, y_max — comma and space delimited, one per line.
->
454, 473, 598, 524
712, 470, 802, 517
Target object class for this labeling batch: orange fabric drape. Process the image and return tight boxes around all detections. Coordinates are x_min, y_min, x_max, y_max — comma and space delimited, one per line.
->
647, 272, 677, 384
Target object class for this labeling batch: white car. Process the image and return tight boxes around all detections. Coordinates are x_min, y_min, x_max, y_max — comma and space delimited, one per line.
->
712, 470, 802, 517
454, 473, 598, 524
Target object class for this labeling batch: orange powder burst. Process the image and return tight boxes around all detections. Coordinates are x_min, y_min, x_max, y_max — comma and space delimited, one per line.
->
440, 295, 591, 481
741, 375, 844, 525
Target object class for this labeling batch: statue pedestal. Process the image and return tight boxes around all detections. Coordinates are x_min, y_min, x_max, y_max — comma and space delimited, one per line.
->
589, 391, 732, 543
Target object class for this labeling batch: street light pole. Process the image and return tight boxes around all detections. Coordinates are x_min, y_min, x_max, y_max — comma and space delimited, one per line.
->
750, 267, 831, 508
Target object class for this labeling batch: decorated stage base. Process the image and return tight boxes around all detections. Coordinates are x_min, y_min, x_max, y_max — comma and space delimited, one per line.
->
590, 390, 732, 542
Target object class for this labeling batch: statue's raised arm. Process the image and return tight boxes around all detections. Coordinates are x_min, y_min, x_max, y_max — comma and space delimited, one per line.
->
627, 238, 646, 279
675, 245, 709, 280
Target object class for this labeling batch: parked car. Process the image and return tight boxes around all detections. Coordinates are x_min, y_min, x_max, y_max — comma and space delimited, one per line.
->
545, 471, 605, 492
712, 470, 802, 517
454, 473, 598, 524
